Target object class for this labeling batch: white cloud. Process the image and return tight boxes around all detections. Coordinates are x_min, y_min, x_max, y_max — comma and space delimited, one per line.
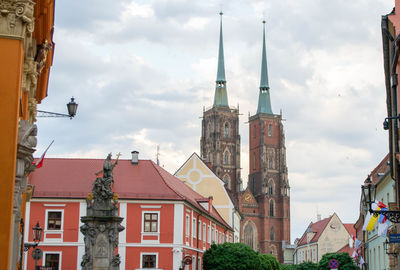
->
39, 0, 395, 242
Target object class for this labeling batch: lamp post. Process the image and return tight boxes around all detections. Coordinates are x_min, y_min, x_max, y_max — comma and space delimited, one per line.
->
24, 221, 43, 268
361, 175, 400, 223
37, 97, 78, 119
384, 239, 398, 257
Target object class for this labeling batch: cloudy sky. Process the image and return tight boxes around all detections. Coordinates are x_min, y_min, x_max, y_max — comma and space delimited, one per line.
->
36, 0, 393, 239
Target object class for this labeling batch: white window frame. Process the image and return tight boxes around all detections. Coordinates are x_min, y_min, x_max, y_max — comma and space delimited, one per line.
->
192, 255, 196, 270
193, 218, 197, 238
42, 251, 62, 269
198, 220, 202, 240
185, 214, 190, 237
141, 211, 160, 244
207, 225, 211, 243
140, 252, 158, 269
203, 223, 206, 243
44, 209, 64, 242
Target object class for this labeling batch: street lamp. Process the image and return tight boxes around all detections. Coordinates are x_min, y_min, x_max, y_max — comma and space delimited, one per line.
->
383, 114, 400, 130
361, 175, 400, 223
384, 239, 398, 256
24, 221, 42, 251
37, 97, 78, 119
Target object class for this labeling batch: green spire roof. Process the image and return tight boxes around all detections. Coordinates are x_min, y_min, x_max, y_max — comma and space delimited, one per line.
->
213, 12, 229, 107
257, 21, 273, 114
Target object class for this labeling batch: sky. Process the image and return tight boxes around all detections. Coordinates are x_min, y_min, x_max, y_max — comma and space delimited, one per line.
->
36, 0, 393, 240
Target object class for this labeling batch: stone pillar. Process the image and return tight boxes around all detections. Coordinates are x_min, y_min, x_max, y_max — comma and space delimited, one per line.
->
80, 154, 124, 270
11, 120, 36, 269
0, 1, 37, 269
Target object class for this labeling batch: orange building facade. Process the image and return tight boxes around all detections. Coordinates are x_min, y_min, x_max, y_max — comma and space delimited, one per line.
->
0, 0, 55, 269
24, 158, 233, 269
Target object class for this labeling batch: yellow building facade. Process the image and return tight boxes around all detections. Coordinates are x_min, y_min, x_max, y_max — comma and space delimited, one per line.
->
175, 153, 241, 242
0, 0, 55, 269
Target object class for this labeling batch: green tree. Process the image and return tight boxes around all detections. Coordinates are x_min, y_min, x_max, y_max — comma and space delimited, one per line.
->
318, 253, 357, 270
259, 254, 280, 270
203, 243, 274, 270
280, 264, 297, 270
297, 261, 318, 270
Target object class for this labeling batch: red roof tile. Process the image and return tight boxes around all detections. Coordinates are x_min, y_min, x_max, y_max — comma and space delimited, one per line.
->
343, 223, 355, 236
30, 158, 231, 229
297, 216, 332, 246
337, 243, 355, 257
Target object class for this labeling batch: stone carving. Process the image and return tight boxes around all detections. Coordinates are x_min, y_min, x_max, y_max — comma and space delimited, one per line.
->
80, 154, 124, 270
11, 120, 37, 268
0, 0, 35, 40
35, 40, 52, 74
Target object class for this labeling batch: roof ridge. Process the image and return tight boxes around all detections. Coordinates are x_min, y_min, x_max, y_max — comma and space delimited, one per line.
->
150, 161, 186, 201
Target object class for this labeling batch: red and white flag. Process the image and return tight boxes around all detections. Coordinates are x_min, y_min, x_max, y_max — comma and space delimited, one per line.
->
359, 256, 365, 269
34, 140, 54, 168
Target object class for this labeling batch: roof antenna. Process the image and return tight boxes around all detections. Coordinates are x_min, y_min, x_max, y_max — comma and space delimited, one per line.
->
156, 145, 160, 166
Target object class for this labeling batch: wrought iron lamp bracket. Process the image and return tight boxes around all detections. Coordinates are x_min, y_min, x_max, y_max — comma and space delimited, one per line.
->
370, 210, 400, 223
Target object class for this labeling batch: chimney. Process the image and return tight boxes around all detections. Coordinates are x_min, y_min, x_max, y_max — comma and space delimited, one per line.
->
208, 196, 213, 213
131, 151, 139, 164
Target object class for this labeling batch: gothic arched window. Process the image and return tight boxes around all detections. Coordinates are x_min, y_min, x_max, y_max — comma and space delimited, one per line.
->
224, 122, 229, 138
244, 222, 257, 250
270, 245, 277, 257
224, 151, 229, 165
268, 180, 274, 195
270, 227, 274, 240
268, 124, 272, 137
269, 199, 275, 217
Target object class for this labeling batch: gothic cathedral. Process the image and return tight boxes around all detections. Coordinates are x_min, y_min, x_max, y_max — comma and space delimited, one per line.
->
200, 15, 290, 263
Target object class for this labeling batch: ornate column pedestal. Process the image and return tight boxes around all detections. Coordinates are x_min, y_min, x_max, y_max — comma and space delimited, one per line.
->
80, 154, 124, 270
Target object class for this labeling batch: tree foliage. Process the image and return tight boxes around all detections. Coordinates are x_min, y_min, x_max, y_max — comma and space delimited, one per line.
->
318, 253, 357, 270
203, 243, 280, 270
297, 261, 318, 270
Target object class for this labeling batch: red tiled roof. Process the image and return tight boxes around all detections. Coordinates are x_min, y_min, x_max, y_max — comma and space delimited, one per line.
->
343, 223, 355, 236
337, 243, 355, 257
29, 158, 231, 229
364, 154, 389, 185
297, 216, 332, 246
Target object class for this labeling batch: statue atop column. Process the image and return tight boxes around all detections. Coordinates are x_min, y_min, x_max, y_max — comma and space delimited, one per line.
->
81, 154, 124, 270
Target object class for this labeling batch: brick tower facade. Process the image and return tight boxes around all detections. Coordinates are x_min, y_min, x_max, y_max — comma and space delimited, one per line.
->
200, 18, 290, 262
239, 21, 290, 263
200, 13, 241, 202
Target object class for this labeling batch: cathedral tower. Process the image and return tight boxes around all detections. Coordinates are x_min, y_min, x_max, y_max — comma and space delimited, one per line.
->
242, 21, 290, 262
200, 13, 241, 202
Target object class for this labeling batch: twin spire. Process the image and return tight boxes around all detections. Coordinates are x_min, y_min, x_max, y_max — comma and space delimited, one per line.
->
213, 15, 273, 115
213, 12, 228, 107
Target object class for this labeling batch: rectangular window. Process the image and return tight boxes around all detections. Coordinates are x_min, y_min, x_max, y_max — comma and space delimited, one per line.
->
198, 257, 201, 270
208, 225, 211, 243
192, 256, 196, 270
44, 253, 60, 270
211, 227, 214, 242
47, 211, 62, 230
198, 220, 202, 240
144, 213, 158, 232
186, 215, 190, 237
193, 218, 196, 238
142, 254, 157, 268
203, 223, 206, 242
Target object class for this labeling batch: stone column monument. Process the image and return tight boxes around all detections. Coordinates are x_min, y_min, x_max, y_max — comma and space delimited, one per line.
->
80, 154, 124, 270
